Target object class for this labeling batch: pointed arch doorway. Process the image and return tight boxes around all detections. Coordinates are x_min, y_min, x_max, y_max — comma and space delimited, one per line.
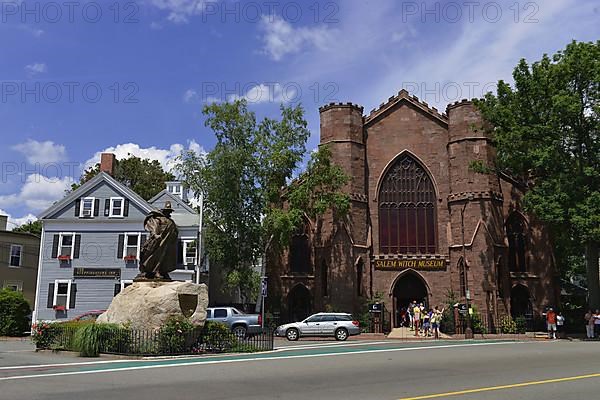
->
287, 284, 312, 323
392, 271, 429, 328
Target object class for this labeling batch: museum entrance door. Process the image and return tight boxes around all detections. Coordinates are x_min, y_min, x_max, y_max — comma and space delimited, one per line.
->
392, 272, 428, 328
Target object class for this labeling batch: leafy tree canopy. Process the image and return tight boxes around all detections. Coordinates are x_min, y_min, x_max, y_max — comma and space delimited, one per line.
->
177, 99, 349, 302
71, 156, 175, 200
12, 220, 42, 236
475, 40, 600, 306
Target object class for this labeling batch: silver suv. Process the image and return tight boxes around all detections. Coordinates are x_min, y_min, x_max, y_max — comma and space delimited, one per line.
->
276, 313, 361, 341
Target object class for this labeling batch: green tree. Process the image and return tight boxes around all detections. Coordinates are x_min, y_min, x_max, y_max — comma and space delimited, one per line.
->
12, 220, 42, 236
177, 100, 349, 302
475, 40, 600, 307
71, 156, 175, 200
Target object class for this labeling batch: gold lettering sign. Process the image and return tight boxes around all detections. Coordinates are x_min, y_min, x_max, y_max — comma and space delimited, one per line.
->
374, 258, 446, 271
73, 268, 121, 279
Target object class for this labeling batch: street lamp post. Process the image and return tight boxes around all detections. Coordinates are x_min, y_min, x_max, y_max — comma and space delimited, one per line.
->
461, 197, 474, 339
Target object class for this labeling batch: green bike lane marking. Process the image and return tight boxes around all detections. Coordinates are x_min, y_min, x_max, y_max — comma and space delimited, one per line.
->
0, 340, 520, 381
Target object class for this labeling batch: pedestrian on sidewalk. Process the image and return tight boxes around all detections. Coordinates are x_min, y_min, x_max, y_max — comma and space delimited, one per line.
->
584, 310, 595, 339
594, 310, 600, 339
556, 312, 565, 339
423, 309, 431, 337
413, 302, 421, 337
408, 302, 414, 330
431, 306, 444, 340
546, 307, 557, 339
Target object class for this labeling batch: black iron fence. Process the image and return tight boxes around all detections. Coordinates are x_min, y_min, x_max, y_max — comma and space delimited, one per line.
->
35, 324, 274, 356
450, 313, 547, 336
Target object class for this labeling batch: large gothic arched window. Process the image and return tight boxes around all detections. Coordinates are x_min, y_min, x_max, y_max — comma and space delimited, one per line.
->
506, 213, 527, 272
378, 153, 437, 254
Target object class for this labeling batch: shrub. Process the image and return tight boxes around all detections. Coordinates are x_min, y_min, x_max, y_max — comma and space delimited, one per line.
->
158, 316, 195, 354
515, 316, 527, 334
199, 321, 237, 352
0, 288, 31, 336
500, 316, 517, 334
470, 306, 487, 334
73, 323, 121, 357
32, 322, 58, 349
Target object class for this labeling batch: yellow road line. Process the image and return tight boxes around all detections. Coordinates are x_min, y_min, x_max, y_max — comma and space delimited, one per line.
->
398, 373, 600, 400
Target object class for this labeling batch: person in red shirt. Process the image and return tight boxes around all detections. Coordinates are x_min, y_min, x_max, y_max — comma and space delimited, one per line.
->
546, 307, 557, 339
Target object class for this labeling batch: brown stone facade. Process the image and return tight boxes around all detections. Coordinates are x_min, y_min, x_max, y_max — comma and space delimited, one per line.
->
267, 90, 559, 327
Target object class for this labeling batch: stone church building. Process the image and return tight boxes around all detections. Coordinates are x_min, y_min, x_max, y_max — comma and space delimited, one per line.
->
267, 89, 559, 329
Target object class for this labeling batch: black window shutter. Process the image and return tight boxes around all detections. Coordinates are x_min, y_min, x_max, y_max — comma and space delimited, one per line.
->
93, 199, 100, 216
73, 235, 81, 259
51, 235, 59, 258
69, 284, 77, 309
117, 234, 125, 258
123, 199, 130, 217
114, 283, 121, 296
177, 240, 184, 265
47, 283, 55, 308
104, 199, 110, 216
74, 199, 81, 217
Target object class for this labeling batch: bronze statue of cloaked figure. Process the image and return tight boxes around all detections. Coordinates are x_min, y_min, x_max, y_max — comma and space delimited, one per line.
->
136, 201, 179, 280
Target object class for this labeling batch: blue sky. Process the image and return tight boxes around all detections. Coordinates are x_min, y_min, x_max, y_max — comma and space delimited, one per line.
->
1, 0, 599, 227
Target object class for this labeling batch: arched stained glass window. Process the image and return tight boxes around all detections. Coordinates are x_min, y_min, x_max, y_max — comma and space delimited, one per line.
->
378, 153, 437, 254
506, 213, 527, 272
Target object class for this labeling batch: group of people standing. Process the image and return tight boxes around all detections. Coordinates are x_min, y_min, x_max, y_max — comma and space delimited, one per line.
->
584, 309, 600, 339
398, 301, 445, 339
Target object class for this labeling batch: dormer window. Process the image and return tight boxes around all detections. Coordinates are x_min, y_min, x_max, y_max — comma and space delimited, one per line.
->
110, 197, 124, 217
80, 197, 95, 218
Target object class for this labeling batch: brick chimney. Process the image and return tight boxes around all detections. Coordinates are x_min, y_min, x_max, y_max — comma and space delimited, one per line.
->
100, 153, 116, 176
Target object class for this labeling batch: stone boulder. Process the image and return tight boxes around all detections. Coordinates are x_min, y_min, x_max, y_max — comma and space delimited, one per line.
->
97, 281, 208, 331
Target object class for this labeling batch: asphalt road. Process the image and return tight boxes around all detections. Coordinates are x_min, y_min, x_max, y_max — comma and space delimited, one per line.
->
1, 339, 599, 399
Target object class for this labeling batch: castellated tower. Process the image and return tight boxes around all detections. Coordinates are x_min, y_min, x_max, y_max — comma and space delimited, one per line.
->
446, 100, 506, 321
318, 103, 369, 313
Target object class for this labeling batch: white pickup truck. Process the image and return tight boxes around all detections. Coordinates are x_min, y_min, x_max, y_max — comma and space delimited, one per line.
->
206, 307, 262, 337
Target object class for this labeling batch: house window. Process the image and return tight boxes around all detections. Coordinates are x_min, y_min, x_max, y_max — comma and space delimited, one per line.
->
80, 197, 95, 218
59, 233, 75, 258
378, 153, 437, 254
183, 239, 197, 267
53, 280, 72, 309
290, 229, 311, 274
110, 197, 124, 217
9, 245, 22, 267
124, 233, 141, 259
121, 280, 133, 291
3, 280, 23, 292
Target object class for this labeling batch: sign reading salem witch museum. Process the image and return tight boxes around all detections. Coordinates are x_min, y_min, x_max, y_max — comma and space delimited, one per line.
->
374, 258, 447, 271
73, 268, 121, 279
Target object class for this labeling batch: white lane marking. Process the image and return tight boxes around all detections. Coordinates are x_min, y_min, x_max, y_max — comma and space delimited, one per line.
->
0, 341, 523, 381
274, 341, 388, 350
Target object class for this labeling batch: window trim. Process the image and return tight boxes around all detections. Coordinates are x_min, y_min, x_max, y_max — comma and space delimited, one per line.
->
53, 279, 72, 310
109, 197, 125, 218
122, 232, 141, 260
58, 232, 76, 259
120, 279, 133, 291
9, 244, 23, 267
182, 237, 197, 267
80, 197, 96, 218
3, 280, 23, 292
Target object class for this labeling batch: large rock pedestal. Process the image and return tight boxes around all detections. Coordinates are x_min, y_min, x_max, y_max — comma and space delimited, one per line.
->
97, 281, 208, 331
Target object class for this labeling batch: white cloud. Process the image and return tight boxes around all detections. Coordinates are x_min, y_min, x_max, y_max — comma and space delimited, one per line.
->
25, 62, 47, 76
183, 89, 198, 103
0, 209, 37, 231
0, 174, 74, 212
146, 0, 207, 23
258, 15, 337, 61
11, 139, 67, 164
228, 83, 296, 104
84, 140, 206, 173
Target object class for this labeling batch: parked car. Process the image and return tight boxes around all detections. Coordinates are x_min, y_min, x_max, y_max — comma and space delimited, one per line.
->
206, 307, 262, 338
71, 310, 106, 322
276, 313, 361, 341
